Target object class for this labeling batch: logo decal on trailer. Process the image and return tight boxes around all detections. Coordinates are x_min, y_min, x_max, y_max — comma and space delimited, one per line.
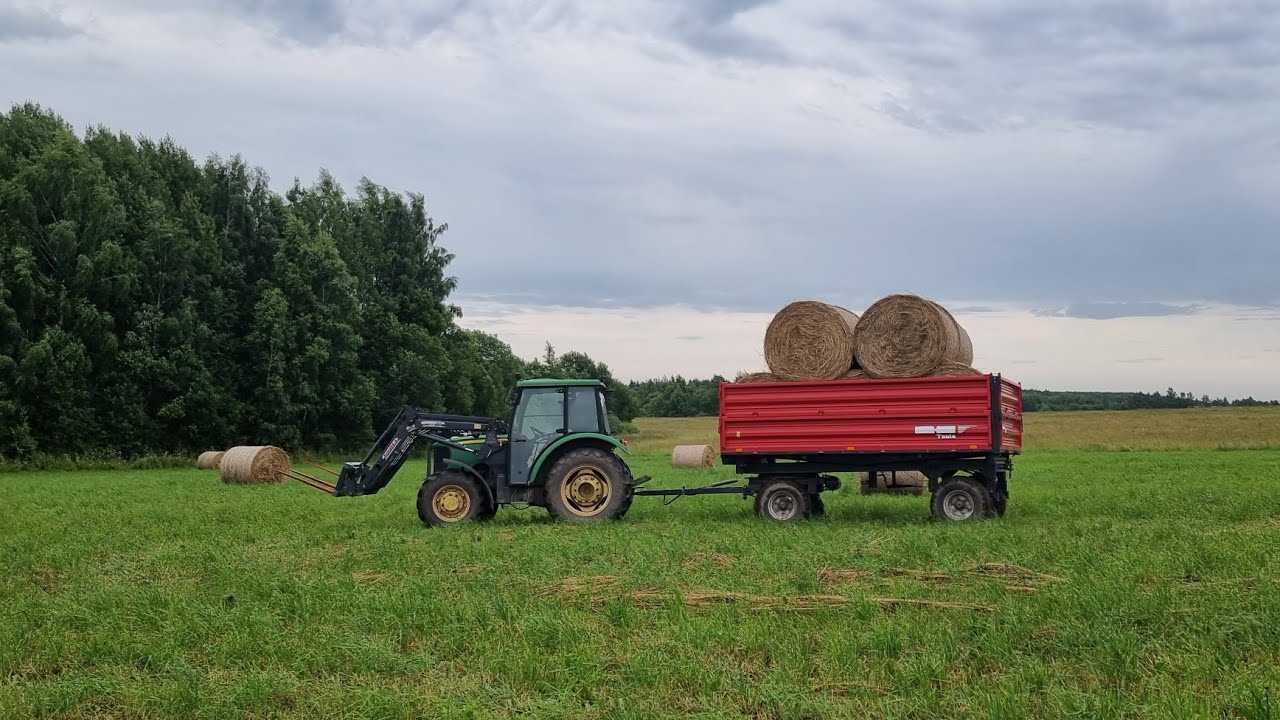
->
915, 425, 973, 439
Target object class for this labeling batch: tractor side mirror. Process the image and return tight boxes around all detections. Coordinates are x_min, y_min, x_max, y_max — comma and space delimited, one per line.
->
505, 386, 519, 405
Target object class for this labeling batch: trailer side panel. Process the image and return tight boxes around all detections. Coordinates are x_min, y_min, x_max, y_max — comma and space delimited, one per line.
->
719, 375, 1021, 455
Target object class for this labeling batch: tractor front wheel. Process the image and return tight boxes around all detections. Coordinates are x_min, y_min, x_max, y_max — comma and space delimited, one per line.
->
417, 471, 489, 527
544, 448, 632, 523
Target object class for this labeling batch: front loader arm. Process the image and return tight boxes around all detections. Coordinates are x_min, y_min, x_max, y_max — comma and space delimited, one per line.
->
330, 407, 503, 497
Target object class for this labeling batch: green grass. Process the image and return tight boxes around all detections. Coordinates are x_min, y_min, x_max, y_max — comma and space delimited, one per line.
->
4, 448, 1280, 718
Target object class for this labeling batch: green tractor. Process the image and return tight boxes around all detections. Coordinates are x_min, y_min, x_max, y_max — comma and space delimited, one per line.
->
299, 379, 643, 525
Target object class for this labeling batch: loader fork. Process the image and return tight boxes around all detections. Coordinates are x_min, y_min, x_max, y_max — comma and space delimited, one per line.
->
282, 461, 339, 495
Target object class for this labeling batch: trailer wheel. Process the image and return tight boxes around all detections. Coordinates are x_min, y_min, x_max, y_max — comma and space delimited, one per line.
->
544, 447, 632, 523
755, 479, 811, 522
417, 471, 489, 527
930, 478, 991, 522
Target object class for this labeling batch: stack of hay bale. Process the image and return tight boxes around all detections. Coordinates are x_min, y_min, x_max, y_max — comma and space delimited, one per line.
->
736, 293, 980, 494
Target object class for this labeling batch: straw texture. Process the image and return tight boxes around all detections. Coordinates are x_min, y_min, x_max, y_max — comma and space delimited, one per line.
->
218, 445, 290, 484
672, 444, 716, 468
764, 301, 860, 381
196, 451, 225, 470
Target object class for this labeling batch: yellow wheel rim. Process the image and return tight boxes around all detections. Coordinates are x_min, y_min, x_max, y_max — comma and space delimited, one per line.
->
433, 485, 471, 522
559, 465, 612, 517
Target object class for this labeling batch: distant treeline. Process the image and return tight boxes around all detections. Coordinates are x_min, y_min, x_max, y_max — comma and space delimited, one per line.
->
1022, 389, 1279, 412
627, 378, 1278, 417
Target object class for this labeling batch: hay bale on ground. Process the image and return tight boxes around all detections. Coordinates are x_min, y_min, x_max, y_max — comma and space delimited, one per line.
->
852, 294, 971, 378
218, 445, 290, 484
672, 444, 716, 468
196, 451, 225, 470
736, 372, 780, 383
764, 301, 860, 381
860, 470, 927, 496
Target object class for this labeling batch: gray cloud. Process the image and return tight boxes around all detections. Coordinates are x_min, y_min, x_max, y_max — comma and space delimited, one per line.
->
1035, 302, 1203, 320
223, 0, 345, 44
0, 4, 84, 41
2, 0, 1277, 316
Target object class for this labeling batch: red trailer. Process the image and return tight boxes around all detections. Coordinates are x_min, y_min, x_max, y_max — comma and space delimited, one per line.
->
633, 374, 1022, 522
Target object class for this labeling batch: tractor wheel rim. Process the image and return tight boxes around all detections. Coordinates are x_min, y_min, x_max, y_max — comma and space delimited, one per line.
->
943, 491, 974, 520
434, 485, 471, 521
562, 466, 611, 516
767, 491, 798, 521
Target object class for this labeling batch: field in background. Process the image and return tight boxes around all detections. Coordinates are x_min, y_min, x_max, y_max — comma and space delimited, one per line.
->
4, 408, 1280, 718
625, 407, 1280, 453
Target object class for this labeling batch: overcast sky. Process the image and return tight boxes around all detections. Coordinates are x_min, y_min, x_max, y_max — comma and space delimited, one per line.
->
3, 0, 1278, 396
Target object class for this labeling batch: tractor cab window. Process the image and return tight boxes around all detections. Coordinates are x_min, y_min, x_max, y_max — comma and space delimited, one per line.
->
567, 387, 602, 434
512, 388, 564, 440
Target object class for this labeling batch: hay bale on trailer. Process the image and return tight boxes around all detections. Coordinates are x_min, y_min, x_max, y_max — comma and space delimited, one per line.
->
852, 294, 973, 378
764, 301, 860, 381
218, 446, 290, 484
196, 451, 225, 470
672, 444, 716, 468
933, 362, 982, 377
735, 372, 780, 383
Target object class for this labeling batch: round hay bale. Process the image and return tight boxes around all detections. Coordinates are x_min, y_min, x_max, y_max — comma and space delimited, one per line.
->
218, 445, 290, 484
859, 471, 927, 496
672, 444, 716, 468
764, 301, 860, 381
736, 372, 780, 384
933, 362, 982, 377
852, 294, 970, 378
196, 450, 225, 470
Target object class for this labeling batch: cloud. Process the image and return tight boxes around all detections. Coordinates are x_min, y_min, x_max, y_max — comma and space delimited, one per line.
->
0, 4, 84, 41
1116, 357, 1164, 364
1, 0, 1277, 318
1035, 302, 1204, 320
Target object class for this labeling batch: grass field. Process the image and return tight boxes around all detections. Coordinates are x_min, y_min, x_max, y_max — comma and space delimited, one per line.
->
4, 409, 1280, 718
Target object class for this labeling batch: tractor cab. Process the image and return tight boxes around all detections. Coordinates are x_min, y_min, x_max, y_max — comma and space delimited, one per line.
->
503, 378, 612, 486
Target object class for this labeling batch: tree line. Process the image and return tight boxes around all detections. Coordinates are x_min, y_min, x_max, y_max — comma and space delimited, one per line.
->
0, 104, 635, 461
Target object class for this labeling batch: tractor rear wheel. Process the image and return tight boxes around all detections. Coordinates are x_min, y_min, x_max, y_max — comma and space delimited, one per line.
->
544, 447, 632, 523
417, 471, 489, 527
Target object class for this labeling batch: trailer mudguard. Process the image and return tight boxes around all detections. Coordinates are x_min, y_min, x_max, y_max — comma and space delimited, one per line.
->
528, 433, 630, 486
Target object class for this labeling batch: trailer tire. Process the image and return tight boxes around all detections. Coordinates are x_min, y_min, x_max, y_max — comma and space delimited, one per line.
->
418, 471, 489, 527
755, 479, 811, 522
544, 447, 632, 523
930, 477, 991, 522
